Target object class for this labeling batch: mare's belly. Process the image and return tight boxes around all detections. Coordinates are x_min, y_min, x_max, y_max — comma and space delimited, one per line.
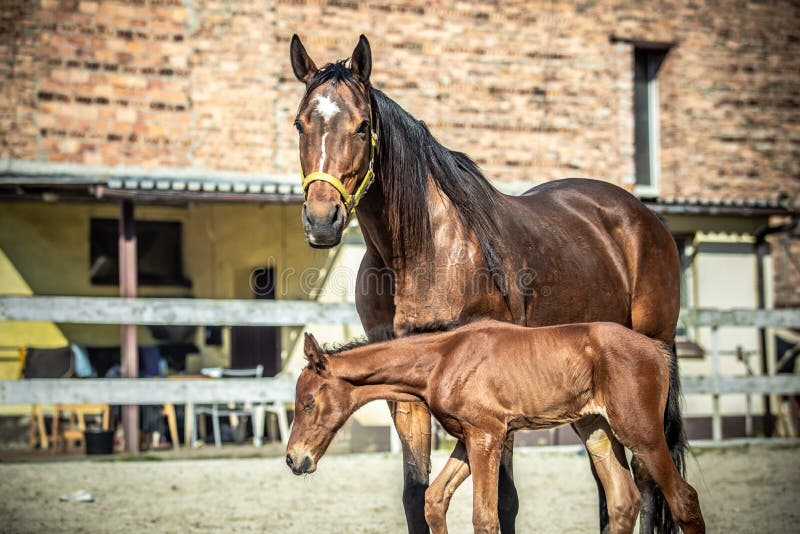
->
507, 413, 581, 432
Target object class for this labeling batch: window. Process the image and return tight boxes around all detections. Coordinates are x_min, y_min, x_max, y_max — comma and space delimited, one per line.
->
633, 47, 667, 196
674, 235, 695, 339
90, 218, 190, 286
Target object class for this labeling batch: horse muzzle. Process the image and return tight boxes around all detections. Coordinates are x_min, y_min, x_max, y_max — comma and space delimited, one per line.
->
286, 451, 316, 475
302, 202, 345, 248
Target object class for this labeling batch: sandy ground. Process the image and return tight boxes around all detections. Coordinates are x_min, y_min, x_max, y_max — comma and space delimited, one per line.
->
1, 442, 798, 533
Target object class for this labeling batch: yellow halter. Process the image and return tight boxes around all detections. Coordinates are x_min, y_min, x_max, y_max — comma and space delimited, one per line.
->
301, 125, 377, 223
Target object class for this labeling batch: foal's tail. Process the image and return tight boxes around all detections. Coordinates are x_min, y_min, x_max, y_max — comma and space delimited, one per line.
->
653, 343, 687, 534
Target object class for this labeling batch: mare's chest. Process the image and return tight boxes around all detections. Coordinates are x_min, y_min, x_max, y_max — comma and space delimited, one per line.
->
391, 198, 513, 332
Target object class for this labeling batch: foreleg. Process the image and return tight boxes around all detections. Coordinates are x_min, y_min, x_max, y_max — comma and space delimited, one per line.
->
464, 428, 504, 534
497, 435, 519, 532
391, 400, 433, 534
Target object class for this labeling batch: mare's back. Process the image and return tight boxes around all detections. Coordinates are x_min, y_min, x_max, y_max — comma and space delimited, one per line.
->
512, 178, 663, 234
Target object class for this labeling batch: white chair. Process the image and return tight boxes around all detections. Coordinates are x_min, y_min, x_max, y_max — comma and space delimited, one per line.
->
194, 365, 264, 448
256, 398, 291, 447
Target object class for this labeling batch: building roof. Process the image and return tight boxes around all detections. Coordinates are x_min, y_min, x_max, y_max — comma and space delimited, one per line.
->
644, 196, 798, 217
0, 159, 304, 203
1, 159, 796, 215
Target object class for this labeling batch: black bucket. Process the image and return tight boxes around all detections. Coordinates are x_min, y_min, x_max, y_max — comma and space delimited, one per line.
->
84, 429, 115, 455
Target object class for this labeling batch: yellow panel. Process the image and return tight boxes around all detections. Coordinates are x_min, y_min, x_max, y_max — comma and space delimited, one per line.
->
0, 247, 68, 351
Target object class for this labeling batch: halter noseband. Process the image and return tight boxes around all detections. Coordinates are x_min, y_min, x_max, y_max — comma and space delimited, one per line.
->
300, 118, 377, 224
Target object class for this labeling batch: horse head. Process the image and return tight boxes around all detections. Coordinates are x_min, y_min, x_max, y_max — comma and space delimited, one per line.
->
290, 35, 376, 248
286, 332, 355, 474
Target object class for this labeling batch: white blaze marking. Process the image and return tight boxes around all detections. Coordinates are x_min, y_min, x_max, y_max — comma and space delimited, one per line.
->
315, 95, 340, 122
318, 132, 329, 171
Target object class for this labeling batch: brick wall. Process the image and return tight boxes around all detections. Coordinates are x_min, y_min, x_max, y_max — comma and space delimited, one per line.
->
3, 0, 799, 193
1, 0, 798, 301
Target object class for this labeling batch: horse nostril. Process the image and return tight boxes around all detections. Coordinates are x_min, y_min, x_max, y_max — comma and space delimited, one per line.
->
286, 455, 294, 469
328, 207, 338, 225
299, 455, 312, 472
302, 205, 313, 226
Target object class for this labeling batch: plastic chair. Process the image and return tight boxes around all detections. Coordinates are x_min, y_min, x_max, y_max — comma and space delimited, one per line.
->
194, 365, 264, 448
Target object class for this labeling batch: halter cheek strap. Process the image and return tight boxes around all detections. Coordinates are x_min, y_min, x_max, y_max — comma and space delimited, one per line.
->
301, 127, 377, 223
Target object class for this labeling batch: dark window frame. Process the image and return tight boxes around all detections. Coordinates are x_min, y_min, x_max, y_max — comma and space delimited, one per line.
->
89, 218, 191, 287
633, 46, 668, 196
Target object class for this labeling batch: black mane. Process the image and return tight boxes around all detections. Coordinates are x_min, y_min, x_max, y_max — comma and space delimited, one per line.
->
324, 337, 372, 355
302, 62, 508, 294
322, 321, 462, 356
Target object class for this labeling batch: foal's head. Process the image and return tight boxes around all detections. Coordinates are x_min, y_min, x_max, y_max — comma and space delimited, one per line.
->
290, 34, 375, 248
286, 333, 355, 475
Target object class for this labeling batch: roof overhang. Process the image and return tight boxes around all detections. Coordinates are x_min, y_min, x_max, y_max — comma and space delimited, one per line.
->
0, 159, 304, 204
643, 197, 796, 218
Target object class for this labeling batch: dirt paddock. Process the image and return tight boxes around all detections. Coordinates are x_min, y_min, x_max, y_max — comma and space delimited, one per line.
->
1, 441, 798, 533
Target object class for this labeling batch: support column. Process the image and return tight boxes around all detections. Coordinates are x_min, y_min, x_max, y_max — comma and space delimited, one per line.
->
755, 240, 774, 437
119, 200, 139, 453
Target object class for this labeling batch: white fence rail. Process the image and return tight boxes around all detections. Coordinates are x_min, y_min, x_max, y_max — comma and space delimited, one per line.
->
2, 296, 799, 442
681, 375, 800, 395
1, 296, 799, 327
0, 375, 796, 405
0, 296, 360, 326
679, 308, 800, 328
0, 378, 296, 404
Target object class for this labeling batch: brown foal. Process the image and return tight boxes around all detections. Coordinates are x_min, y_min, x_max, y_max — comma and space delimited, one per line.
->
286, 322, 705, 534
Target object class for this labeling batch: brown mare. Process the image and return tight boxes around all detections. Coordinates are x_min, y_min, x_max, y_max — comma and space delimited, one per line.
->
287, 324, 705, 534
290, 35, 683, 534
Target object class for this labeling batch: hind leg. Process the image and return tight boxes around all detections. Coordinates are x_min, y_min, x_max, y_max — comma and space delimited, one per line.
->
630, 442, 705, 534
631, 456, 657, 533
575, 416, 640, 534
425, 441, 471, 534
606, 391, 704, 533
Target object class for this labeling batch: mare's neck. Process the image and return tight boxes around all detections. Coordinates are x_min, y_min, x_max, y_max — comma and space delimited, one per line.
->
327, 339, 437, 404
353, 180, 395, 268
355, 89, 510, 276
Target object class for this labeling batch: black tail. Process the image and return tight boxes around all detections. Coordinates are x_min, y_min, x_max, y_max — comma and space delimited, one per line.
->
653, 343, 687, 533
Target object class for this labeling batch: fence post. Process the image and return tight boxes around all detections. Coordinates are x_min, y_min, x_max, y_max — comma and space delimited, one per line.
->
737, 345, 753, 437
711, 325, 722, 441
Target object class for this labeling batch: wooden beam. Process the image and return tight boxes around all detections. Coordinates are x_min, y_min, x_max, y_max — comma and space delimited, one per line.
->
3, 299, 798, 328
1, 375, 796, 405
93, 186, 302, 205
0, 378, 296, 404
679, 308, 800, 327
0, 296, 362, 326
681, 375, 800, 395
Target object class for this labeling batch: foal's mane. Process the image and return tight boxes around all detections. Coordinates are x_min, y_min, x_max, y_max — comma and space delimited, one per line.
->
302, 62, 509, 295
322, 321, 462, 356
324, 338, 373, 356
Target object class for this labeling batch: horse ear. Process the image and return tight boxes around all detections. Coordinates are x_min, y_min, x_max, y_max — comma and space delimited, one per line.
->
303, 332, 327, 372
350, 34, 371, 84
304, 332, 322, 358
290, 34, 318, 85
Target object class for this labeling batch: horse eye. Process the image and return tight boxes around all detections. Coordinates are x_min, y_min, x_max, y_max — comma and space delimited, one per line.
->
356, 120, 370, 136
294, 120, 304, 134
